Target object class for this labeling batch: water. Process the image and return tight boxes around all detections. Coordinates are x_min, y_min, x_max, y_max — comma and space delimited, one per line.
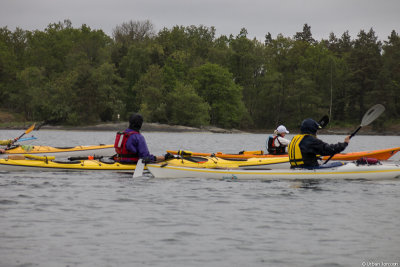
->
1, 130, 400, 267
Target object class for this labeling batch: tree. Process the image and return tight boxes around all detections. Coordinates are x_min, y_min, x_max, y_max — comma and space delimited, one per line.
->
229, 28, 265, 121
167, 82, 210, 127
134, 65, 168, 123
347, 28, 382, 120
378, 30, 400, 118
14, 66, 48, 120
190, 63, 246, 128
112, 20, 155, 45
294, 23, 315, 44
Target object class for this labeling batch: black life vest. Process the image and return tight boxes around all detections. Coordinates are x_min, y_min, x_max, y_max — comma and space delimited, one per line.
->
267, 135, 286, 155
114, 130, 140, 162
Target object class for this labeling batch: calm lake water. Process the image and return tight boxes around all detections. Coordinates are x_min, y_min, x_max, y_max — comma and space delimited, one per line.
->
1, 130, 400, 267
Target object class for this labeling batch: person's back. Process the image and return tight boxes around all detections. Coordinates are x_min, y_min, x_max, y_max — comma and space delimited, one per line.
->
114, 113, 165, 163
288, 118, 350, 168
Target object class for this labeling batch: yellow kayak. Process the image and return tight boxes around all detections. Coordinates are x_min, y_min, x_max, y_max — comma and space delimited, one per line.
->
0, 154, 138, 172
160, 155, 289, 169
3, 144, 115, 158
0, 154, 289, 172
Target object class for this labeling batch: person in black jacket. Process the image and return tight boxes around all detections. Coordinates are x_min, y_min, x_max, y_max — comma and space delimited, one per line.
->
288, 118, 350, 168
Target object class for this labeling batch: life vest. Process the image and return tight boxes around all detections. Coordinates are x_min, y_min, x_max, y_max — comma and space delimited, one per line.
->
288, 134, 308, 167
267, 135, 286, 155
114, 130, 140, 162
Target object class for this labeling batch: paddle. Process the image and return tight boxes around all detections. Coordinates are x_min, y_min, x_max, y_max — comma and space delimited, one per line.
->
7, 123, 36, 148
318, 115, 329, 129
68, 155, 103, 161
133, 159, 145, 178
18, 136, 37, 142
323, 104, 385, 165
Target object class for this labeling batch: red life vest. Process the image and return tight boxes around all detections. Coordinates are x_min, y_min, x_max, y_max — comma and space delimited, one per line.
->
267, 135, 287, 155
114, 130, 140, 162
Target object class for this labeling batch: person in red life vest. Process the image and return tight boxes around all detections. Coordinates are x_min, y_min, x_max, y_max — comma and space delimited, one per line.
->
114, 113, 166, 163
267, 125, 291, 155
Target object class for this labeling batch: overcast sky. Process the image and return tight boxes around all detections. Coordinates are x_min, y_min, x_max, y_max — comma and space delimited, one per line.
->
1, 0, 399, 42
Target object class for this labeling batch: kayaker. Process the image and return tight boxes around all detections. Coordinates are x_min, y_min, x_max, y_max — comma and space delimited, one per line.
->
267, 125, 291, 155
114, 113, 166, 163
288, 118, 350, 168
0, 139, 13, 153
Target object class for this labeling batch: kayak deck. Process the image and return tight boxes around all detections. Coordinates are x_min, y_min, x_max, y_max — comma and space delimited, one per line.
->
0, 157, 139, 172
163, 156, 289, 169
3, 144, 115, 158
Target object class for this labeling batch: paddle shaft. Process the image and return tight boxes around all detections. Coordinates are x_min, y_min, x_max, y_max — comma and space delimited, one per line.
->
323, 104, 385, 165
8, 124, 36, 147
350, 126, 361, 138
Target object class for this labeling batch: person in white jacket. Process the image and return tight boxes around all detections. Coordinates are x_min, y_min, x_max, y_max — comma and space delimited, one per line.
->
267, 125, 291, 154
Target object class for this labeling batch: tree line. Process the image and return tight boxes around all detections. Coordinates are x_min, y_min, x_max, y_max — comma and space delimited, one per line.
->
1, 20, 399, 130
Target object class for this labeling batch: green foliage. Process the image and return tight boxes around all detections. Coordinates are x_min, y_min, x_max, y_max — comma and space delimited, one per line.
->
1, 21, 399, 130
167, 82, 210, 127
190, 63, 247, 128
135, 65, 168, 123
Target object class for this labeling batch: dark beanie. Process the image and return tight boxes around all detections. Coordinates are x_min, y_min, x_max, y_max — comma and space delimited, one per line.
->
300, 118, 321, 135
129, 113, 143, 132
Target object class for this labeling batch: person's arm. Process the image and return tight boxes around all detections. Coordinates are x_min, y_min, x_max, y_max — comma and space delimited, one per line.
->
277, 136, 291, 146
127, 134, 168, 162
135, 134, 159, 161
317, 137, 349, 156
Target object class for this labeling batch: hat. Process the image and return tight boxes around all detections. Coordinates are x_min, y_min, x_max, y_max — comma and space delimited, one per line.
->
300, 119, 321, 135
276, 125, 289, 134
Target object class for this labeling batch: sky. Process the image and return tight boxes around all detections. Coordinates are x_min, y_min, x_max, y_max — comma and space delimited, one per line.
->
1, 0, 399, 42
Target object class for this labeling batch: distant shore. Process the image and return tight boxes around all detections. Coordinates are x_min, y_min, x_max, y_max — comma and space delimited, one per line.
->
0, 122, 243, 134
1, 121, 398, 135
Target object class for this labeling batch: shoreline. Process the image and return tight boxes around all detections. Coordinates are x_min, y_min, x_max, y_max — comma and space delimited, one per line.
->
0, 122, 398, 135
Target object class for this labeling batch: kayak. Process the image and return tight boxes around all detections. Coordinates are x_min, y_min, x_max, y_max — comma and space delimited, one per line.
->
161, 156, 289, 169
166, 146, 400, 161
0, 154, 288, 172
2, 144, 115, 158
147, 162, 400, 181
0, 154, 139, 172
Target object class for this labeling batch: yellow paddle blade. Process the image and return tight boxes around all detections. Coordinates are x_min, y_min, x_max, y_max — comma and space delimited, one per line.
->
25, 123, 36, 134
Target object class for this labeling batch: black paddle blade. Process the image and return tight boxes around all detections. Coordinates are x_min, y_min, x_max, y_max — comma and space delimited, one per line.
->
318, 115, 329, 129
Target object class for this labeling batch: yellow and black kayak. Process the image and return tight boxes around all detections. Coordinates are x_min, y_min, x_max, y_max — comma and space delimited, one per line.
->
162, 156, 289, 169
0, 154, 289, 172
2, 144, 115, 158
0, 154, 138, 172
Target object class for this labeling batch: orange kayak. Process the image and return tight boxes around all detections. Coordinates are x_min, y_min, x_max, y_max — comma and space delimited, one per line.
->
166, 147, 400, 161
